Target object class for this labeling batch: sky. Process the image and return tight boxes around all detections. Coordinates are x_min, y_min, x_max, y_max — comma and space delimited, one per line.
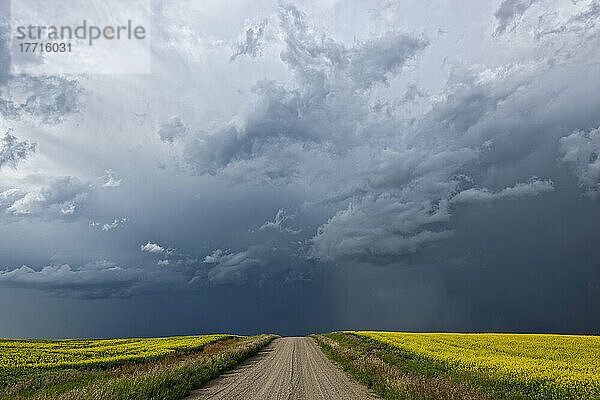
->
0, 0, 599, 338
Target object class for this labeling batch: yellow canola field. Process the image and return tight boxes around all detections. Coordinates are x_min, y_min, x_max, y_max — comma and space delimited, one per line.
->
353, 331, 600, 400
0, 334, 232, 370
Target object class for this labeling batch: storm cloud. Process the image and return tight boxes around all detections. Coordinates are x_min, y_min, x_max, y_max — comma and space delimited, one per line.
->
0, 0, 599, 337
560, 127, 600, 198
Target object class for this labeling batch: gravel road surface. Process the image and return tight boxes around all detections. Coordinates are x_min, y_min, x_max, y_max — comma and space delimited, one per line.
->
186, 337, 376, 399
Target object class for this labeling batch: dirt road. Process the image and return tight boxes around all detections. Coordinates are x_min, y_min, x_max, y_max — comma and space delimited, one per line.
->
186, 337, 376, 399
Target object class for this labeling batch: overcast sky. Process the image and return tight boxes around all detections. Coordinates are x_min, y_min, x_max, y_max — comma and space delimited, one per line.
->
0, 0, 599, 338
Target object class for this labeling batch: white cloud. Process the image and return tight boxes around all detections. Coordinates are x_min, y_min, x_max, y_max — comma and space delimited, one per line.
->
494, 0, 540, 35
0, 177, 91, 219
102, 218, 128, 231
0, 188, 23, 208
451, 178, 555, 204
258, 209, 301, 234
535, 0, 600, 41
101, 170, 122, 188
203, 249, 224, 264
0, 132, 36, 169
0, 75, 81, 123
60, 203, 77, 215
90, 217, 129, 232
140, 242, 165, 253
230, 18, 270, 61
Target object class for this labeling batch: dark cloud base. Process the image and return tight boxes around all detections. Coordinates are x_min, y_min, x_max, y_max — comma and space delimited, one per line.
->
2, 180, 597, 338
1, 259, 597, 339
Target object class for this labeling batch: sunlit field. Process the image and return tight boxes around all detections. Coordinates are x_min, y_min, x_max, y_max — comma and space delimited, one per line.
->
0, 334, 276, 400
353, 331, 600, 400
0, 334, 232, 370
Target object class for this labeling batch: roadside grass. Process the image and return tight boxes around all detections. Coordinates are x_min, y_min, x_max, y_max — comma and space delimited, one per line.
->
313, 332, 532, 400
1, 335, 277, 400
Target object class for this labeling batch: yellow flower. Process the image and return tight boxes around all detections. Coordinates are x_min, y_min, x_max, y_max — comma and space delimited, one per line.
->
352, 331, 600, 400
0, 335, 234, 369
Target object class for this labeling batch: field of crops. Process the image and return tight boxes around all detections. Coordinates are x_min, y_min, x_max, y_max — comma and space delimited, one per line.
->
353, 331, 600, 399
0, 335, 276, 400
0, 334, 232, 370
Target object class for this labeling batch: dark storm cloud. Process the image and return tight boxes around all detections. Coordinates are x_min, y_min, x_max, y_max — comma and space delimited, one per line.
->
306, 62, 554, 263
182, 5, 428, 175
201, 246, 268, 285
167, 2, 600, 268
0, 0, 599, 336
560, 127, 600, 198
199, 241, 317, 286
0, 254, 211, 299
0, 260, 146, 299
306, 22, 600, 263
